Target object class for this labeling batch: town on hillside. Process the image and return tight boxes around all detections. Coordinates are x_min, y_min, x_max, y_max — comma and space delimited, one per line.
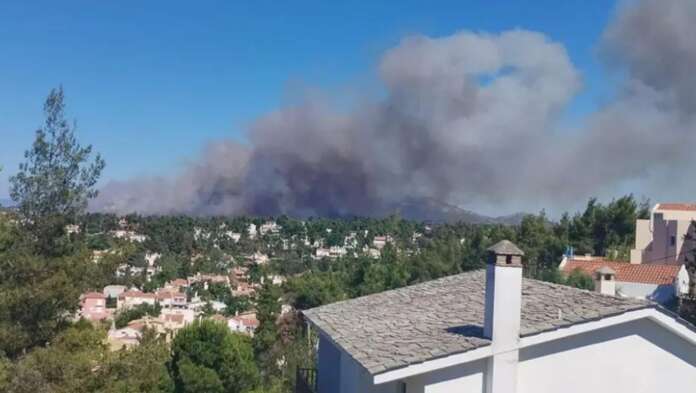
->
2, 0, 696, 392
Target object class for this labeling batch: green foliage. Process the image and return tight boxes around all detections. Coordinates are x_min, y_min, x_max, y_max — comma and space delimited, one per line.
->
169, 320, 260, 393
253, 283, 282, 378
564, 268, 595, 291
285, 272, 346, 310
9, 87, 104, 256
97, 329, 173, 393
114, 303, 162, 329
1, 322, 108, 393
0, 249, 93, 357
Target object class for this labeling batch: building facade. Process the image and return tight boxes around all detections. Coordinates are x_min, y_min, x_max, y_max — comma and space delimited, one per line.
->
631, 203, 696, 265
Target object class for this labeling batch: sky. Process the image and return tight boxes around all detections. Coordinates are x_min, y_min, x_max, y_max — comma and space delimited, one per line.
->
0, 1, 612, 196
4, 0, 692, 218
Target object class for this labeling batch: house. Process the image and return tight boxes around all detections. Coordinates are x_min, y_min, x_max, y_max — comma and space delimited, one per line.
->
79, 292, 110, 321
302, 240, 696, 393
144, 252, 161, 266
227, 312, 259, 337
631, 203, 696, 264
559, 255, 690, 304
248, 223, 258, 239
164, 278, 189, 292
108, 327, 141, 349
260, 221, 281, 235
372, 235, 393, 250
156, 289, 187, 309
160, 308, 195, 327
117, 290, 157, 309
103, 284, 127, 300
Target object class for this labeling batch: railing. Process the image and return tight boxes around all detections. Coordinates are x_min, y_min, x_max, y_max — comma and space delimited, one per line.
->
295, 368, 317, 393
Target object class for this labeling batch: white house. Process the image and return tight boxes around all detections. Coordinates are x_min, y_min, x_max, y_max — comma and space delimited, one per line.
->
117, 290, 157, 309
303, 240, 696, 393
631, 203, 696, 264
559, 255, 690, 304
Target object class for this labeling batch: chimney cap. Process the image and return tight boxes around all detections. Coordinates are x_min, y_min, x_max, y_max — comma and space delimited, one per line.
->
487, 240, 524, 256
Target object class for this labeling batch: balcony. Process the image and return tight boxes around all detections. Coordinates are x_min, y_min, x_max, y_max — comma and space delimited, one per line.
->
295, 368, 317, 393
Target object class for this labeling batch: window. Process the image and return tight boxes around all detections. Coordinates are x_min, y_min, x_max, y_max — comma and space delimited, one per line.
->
506, 255, 512, 264
604, 274, 612, 281
399, 381, 407, 393
670, 236, 676, 247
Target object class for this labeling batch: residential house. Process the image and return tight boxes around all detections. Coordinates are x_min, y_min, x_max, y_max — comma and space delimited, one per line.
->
227, 312, 259, 337
108, 327, 141, 350
79, 292, 110, 321
164, 278, 189, 292
145, 252, 161, 267
260, 221, 281, 235
372, 235, 393, 250
156, 289, 187, 309
110, 229, 147, 243
117, 290, 157, 309
560, 255, 690, 304
248, 223, 258, 239
250, 252, 269, 265
303, 240, 696, 393
226, 231, 242, 242
631, 203, 696, 264
103, 284, 127, 300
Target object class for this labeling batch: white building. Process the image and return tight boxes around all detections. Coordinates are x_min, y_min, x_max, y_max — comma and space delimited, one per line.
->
304, 240, 696, 393
631, 203, 696, 264
117, 290, 157, 309
260, 221, 281, 235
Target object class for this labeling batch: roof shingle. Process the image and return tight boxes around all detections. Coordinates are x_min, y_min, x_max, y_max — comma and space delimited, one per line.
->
303, 270, 650, 375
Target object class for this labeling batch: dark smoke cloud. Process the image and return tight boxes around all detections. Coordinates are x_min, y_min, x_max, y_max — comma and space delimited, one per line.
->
92, 0, 696, 218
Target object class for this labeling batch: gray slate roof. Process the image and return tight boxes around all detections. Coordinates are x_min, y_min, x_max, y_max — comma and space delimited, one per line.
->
303, 270, 651, 375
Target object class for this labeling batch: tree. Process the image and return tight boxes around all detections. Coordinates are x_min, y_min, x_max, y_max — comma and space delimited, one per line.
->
10, 87, 105, 255
169, 320, 259, 393
1, 322, 108, 393
114, 303, 162, 329
564, 268, 595, 291
253, 283, 282, 379
98, 329, 173, 393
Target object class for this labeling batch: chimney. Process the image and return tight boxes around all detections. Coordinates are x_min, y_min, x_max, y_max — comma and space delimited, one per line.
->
594, 266, 616, 296
483, 240, 524, 393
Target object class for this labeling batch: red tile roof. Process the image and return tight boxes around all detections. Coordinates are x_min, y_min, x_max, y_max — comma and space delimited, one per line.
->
562, 258, 681, 285
656, 203, 696, 211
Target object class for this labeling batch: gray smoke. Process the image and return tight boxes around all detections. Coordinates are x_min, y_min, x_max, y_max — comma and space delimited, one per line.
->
92, 0, 696, 218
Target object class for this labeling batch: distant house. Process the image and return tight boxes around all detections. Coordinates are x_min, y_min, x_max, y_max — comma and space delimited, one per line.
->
117, 290, 157, 309
79, 292, 110, 321
303, 241, 696, 393
559, 255, 689, 304
227, 312, 259, 337
372, 235, 393, 250
164, 278, 189, 292
631, 203, 696, 264
156, 289, 187, 309
103, 285, 127, 300
108, 327, 141, 349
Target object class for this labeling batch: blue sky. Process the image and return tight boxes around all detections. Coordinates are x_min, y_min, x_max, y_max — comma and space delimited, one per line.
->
0, 0, 617, 200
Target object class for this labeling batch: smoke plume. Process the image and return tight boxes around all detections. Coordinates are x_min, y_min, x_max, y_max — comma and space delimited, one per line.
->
93, 0, 696, 218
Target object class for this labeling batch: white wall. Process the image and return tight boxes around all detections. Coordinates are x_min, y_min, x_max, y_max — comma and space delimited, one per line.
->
615, 281, 675, 304
320, 318, 696, 393
517, 318, 696, 393
404, 359, 486, 393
